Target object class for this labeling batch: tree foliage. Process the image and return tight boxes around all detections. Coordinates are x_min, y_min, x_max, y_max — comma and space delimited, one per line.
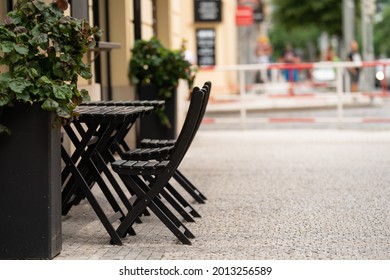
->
272, 0, 343, 37
269, 24, 320, 61
374, 3, 390, 57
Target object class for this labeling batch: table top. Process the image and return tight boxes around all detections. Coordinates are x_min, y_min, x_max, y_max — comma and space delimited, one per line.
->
81, 100, 165, 109
73, 105, 154, 123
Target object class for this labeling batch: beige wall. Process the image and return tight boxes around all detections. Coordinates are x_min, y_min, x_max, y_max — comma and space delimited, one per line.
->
180, 0, 238, 95
130, 0, 240, 96
156, 0, 182, 49
0, 1, 7, 24
108, 0, 134, 101
141, 0, 154, 39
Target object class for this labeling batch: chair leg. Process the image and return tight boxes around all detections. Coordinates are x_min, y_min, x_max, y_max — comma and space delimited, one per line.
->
173, 170, 207, 203
147, 200, 192, 245
143, 175, 198, 221
62, 146, 123, 245
159, 188, 196, 222
117, 175, 195, 244
164, 182, 202, 218
148, 194, 196, 239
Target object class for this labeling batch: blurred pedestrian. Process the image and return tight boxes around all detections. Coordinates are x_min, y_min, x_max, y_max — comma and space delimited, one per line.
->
324, 45, 339, 62
280, 43, 300, 82
254, 36, 273, 83
347, 39, 362, 92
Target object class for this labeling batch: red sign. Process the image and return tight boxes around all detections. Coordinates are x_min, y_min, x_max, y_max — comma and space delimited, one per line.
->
236, 6, 253, 26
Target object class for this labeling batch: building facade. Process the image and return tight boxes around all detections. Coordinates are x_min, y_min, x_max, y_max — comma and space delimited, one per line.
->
1, 0, 240, 100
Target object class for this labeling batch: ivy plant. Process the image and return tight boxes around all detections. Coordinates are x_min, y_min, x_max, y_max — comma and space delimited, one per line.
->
0, 0, 102, 134
129, 37, 197, 99
128, 37, 197, 127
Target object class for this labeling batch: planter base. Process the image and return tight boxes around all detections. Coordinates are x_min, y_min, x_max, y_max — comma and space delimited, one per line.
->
0, 103, 62, 259
137, 84, 177, 142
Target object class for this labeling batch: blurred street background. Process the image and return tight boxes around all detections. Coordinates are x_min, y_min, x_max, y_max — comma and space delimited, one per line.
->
55, 0, 390, 260
0, 0, 386, 261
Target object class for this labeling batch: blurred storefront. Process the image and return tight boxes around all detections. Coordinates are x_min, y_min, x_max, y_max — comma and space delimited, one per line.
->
1, 0, 271, 97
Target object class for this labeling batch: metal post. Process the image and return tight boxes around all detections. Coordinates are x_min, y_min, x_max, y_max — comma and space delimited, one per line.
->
342, 0, 355, 59
361, 0, 376, 92
239, 69, 247, 127
336, 65, 344, 127
343, 0, 355, 94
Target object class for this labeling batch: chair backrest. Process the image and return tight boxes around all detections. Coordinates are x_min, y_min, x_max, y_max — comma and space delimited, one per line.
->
192, 81, 211, 140
147, 86, 205, 198
180, 81, 211, 156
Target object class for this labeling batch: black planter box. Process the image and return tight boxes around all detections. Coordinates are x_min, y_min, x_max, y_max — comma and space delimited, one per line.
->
0, 103, 62, 259
137, 84, 177, 141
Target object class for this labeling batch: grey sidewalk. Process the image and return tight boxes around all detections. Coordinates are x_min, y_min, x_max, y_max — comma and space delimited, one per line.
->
56, 129, 390, 260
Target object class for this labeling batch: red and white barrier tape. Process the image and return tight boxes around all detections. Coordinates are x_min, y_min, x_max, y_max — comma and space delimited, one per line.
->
202, 117, 390, 124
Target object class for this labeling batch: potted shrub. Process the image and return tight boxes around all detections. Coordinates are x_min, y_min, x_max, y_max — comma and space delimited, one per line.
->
128, 37, 197, 140
0, 0, 101, 259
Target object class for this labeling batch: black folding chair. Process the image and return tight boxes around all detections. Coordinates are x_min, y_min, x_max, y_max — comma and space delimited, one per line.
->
122, 82, 211, 205
107, 83, 210, 221
111, 86, 205, 245
77, 100, 198, 223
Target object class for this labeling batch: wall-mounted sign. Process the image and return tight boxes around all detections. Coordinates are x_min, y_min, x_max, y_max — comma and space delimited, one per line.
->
194, 0, 222, 22
236, 0, 264, 24
235, 6, 253, 26
196, 28, 216, 66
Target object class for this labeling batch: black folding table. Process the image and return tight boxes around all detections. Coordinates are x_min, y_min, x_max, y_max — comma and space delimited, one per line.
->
61, 104, 153, 245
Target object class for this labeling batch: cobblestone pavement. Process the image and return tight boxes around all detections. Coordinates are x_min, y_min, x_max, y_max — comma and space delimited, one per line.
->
56, 129, 390, 260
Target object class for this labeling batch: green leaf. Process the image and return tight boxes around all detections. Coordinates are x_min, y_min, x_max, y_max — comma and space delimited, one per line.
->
0, 94, 11, 106
80, 89, 90, 102
80, 66, 92, 80
60, 53, 71, 63
29, 88, 40, 96
0, 72, 11, 82
30, 24, 41, 37
29, 33, 48, 47
52, 84, 73, 100
28, 68, 40, 78
10, 53, 22, 63
1, 41, 14, 53
59, 24, 71, 37
13, 43, 29, 55
41, 98, 59, 111
6, 12, 22, 25
15, 91, 30, 102
9, 79, 31, 93
56, 105, 70, 118
31, 0, 46, 11
13, 65, 29, 78
38, 76, 52, 85
53, 62, 65, 77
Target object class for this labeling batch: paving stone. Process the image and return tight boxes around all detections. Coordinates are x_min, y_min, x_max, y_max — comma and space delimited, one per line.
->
57, 130, 390, 260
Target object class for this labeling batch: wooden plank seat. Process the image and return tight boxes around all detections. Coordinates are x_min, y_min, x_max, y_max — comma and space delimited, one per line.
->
111, 85, 206, 245
140, 138, 176, 147
124, 145, 174, 160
